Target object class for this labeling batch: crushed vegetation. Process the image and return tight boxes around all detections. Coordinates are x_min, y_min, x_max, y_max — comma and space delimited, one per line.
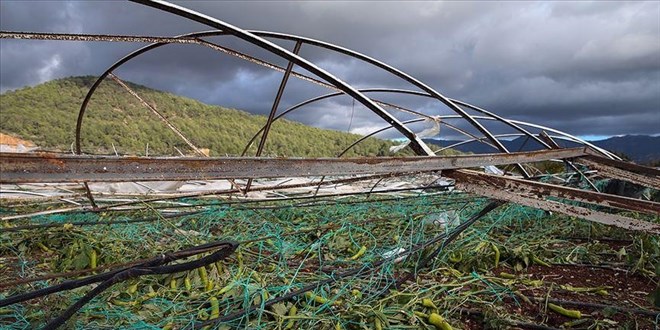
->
1, 181, 658, 329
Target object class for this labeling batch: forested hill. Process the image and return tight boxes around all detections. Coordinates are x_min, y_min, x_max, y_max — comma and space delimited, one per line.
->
0, 76, 414, 157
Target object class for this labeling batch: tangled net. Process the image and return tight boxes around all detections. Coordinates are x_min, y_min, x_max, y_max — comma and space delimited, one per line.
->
2, 174, 658, 329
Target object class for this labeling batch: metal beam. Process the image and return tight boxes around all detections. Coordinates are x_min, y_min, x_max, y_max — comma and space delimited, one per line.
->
445, 169, 659, 215
0, 148, 587, 183
446, 170, 660, 234
578, 154, 660, 189
538, 131, 600, 192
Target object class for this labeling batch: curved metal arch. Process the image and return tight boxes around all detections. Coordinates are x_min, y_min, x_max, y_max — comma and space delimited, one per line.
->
448, 99, 618, 160
505, 119, 618, 159
241, 90, 485, 157
238, 89, 494, 158
240, 91, 349, 156
434, 132, 608, 154
307, 88, 617, 160
74, 33, 428, 158
336, 117, 496, 158
243, 33, 611, 162
436, 133, 524, 153
239, 87, 615, 160
129, 0, 434, 156
75, 30, 229, 154
280, 88, 557, 156
76, 29, 476, 160
75, 33, 433, 161
249, 31, 620, 166
333, 112, 615, 161
246, 31, 529, 172
75, 30, 297, 202
75, 7, 615, 163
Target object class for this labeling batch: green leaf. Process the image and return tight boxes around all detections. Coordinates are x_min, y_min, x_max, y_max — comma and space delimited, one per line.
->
373, 310, 390, 328
515, 263, 523, 272
616, 247, 626, 260
72, 251, 89, 270
270, 302, 288, 317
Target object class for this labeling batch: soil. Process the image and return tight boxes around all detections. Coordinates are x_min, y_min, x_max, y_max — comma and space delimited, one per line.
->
477, 264, 658, 329
0, 133, 35, 147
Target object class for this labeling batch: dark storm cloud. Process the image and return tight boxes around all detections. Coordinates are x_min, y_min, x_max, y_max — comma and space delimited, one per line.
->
1, 0, 658, 138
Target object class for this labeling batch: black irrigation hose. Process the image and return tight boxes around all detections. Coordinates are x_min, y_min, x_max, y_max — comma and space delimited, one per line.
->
0, 240, 236, 306
0, 240, 238, 329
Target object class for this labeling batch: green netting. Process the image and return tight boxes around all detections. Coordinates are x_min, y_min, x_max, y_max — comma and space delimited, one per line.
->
1, 181, 658, 329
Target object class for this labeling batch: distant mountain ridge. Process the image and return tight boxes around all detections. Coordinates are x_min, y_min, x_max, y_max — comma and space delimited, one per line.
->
589, 135, 659, 164
424, 135, 659, 165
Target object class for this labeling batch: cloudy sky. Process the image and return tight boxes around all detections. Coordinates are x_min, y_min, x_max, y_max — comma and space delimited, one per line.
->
1, 0, 659, 141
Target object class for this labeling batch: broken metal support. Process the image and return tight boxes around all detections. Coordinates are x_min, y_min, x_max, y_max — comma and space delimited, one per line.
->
577, 153, 660, 190
445, 170, 660, 234
539, 131, 600, 192
445, 169, 659, 215
245, 40, 303, 192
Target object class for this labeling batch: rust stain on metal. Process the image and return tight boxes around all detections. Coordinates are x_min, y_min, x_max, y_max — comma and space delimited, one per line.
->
449, 170, 660, 234
578, 156, 660, 189
445, 169, 659, 215
0, 148, 587, 183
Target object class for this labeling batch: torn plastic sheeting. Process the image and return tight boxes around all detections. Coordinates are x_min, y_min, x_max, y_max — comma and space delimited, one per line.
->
390, 116, 441, 153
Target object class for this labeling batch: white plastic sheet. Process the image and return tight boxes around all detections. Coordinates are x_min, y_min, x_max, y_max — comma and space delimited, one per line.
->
390, 116, 441, 153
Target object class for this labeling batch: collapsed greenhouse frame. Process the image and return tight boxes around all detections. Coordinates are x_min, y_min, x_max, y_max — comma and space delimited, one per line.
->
1, 1, 659, 329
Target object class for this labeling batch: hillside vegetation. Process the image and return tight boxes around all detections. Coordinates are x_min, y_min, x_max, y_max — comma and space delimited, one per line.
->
0, 76, 432, 157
